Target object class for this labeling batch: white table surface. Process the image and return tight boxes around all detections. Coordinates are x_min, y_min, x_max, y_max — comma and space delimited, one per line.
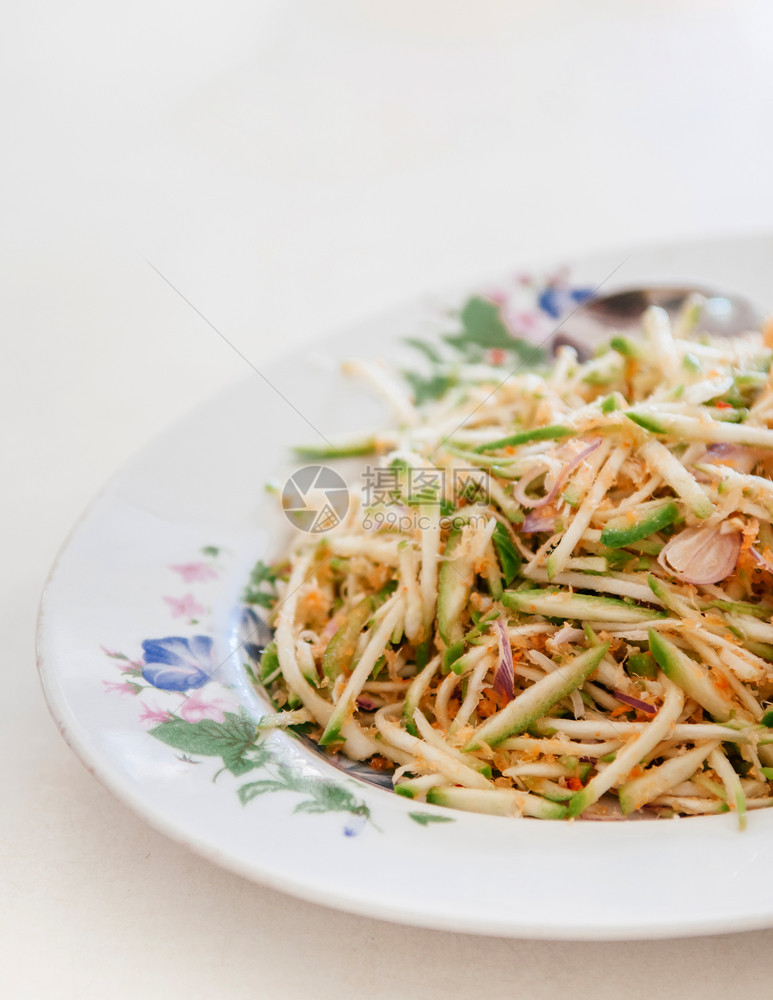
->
6, 1, 773, 996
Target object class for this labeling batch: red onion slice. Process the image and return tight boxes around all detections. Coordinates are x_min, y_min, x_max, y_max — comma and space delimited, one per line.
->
355, 695, 378, 712
657, 525, 742, 585
492, 618, 515, 703
704, 443, 758, 474
521, 510, 558, 534
533, 437, 604, 510
514, 437, 603, 511
613, 690, 656, 715
512, 460, 552, 508
543, 436, 603, 499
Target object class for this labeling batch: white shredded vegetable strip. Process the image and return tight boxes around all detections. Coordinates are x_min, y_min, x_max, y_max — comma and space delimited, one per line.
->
374, 705, 493, 789
545, 442, 628, 578
449, 652, 496, 735
568, 676, 685, 812
640, 438, 714, 518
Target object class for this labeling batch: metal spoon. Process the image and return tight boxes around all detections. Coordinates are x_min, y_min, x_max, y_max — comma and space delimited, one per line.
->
552, 284, 765, 359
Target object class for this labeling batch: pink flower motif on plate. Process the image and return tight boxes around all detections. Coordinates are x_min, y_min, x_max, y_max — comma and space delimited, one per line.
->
170, 562, 219, 583
138, 703, 175, 725
179, 693, 228, 724
481, 287, 508, 306
163, 593, 205, 619
503, 306, 552, 344
102, 680, 138, 696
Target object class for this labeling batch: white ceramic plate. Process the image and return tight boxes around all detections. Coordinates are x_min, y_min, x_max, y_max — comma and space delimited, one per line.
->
38, 234, 773, 940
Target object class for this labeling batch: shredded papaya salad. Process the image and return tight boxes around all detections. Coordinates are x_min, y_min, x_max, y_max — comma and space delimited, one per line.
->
254, 301, 773, 823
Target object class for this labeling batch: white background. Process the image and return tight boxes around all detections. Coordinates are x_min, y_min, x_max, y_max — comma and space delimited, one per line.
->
5, 1, 773, 997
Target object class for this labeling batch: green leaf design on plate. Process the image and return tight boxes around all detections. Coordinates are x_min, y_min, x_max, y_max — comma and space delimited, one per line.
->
409, 812, 455, 826
445, 296, 518, 352
238, 764, 370, 819
403, 337, 444, 365
150, 710, 271, 776
151, 713, 371, 821
402, 295, 547, 404
401, 370, 457, 405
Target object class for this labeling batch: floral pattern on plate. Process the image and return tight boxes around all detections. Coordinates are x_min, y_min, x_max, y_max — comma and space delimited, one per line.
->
100, 545, 376, 830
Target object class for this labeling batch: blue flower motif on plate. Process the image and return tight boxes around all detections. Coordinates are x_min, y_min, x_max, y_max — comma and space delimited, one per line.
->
141, 635, 214, 691
538, 285, 594, 319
